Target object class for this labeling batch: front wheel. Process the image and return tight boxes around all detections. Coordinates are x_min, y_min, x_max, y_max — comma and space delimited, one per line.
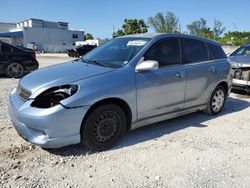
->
81, 104, 126, 151
206, 85, 226, 115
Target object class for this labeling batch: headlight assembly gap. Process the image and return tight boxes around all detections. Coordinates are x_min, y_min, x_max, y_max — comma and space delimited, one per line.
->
31, 85, 79, 108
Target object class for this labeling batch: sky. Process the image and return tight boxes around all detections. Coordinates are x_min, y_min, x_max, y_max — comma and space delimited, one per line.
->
0, 0, 250, 39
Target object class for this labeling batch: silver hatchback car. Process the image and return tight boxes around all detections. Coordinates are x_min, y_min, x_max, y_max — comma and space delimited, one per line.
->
9, 34, 232, 151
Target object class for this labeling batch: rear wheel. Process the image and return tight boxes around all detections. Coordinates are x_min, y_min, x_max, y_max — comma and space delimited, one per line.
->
81, 104, 126, 151
5, 62, 25, 78
206, 85, 226, 115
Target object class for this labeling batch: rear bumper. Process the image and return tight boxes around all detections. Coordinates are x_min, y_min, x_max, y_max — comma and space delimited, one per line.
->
25, 59, 39, 72
8, 88, 89, 148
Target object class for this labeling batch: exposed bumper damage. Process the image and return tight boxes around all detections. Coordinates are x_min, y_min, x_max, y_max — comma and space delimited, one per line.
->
8, 86, 89, 148
232, 67, 250, 93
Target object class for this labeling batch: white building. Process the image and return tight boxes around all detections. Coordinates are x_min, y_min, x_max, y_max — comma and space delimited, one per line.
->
0, 18, 84, 52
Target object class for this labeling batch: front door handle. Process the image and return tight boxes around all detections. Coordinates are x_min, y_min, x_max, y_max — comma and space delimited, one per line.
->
209, 66, 215, 72
176, 72, 184, 78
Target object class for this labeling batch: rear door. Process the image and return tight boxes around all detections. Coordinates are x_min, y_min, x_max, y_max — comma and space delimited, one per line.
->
182, 38, 216, 108
0, 43, 15, 63
0, 43, 14, 70
136, 38, 187, 120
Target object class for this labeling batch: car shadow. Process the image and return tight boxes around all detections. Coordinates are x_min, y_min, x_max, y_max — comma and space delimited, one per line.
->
47, 96, 250, 157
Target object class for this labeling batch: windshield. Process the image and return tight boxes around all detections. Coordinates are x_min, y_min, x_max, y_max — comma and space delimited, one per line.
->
231, 45, 250, 56
82, 37, 150, 68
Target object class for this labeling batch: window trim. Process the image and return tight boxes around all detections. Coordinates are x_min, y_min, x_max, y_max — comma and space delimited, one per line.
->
180, 38, 210, 64
143, 38, 182, 69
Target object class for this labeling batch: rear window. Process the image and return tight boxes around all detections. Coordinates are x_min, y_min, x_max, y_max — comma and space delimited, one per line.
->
182, 38, 209, 63
208, 43, 226, 59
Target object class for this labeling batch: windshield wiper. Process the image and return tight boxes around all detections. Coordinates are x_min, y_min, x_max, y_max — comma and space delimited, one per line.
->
81, 58, 109, 67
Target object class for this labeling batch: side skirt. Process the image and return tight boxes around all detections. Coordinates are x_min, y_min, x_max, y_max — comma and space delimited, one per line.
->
131, 104, 207, 130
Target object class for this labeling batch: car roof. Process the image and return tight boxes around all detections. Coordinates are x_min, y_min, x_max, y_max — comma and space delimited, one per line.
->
118, 33, 220, 46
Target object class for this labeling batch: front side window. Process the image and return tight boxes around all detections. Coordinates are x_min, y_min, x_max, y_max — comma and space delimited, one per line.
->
144, 39, 181, 67
82, 37, 150, 68
231, 46, 250, 56
182, 38, 209, 63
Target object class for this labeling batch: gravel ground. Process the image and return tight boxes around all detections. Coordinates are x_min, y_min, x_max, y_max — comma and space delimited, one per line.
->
0, 56, 250, 188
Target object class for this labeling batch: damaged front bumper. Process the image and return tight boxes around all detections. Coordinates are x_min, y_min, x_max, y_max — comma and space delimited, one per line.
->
8, 88, 89, 148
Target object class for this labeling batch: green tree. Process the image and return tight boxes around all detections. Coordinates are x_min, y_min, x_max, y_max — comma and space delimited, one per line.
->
148, 12, 180, 33
112, 19, 148, 38
221, 31, 250, 46
187, 18, 208, 36
187, 18, 226, 39
84, 33, 94, 40
213, 19, 226, 37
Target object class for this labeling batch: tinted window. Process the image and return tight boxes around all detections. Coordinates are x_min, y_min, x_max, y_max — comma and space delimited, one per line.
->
182, 38, 209, 63
2, 43, 12, 53
145, 39, 180, 67
208, 43, 226, 59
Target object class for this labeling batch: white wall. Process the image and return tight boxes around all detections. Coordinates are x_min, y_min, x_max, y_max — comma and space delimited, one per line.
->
0, 23, 16, 32
23, 27, 84, 52
222, 45, 239, 55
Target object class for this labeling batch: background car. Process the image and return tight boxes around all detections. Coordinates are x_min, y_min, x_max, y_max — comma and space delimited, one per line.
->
67, 45, 96, 58
229, 43, 250, 93
0, 41, 39, 78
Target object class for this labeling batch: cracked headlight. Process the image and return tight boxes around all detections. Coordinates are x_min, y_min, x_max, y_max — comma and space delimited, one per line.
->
31, 85, 79, 108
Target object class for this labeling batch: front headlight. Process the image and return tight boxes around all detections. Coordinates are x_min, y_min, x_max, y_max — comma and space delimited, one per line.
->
31, 85, 79, 108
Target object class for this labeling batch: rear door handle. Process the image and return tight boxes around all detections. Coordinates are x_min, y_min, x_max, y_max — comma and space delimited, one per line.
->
209, 66, 215, 72
176, 72, 184, 78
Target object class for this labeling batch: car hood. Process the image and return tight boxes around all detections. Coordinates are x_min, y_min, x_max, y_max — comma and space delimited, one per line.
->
19, 60, 114, 94
228, 56, 250, 68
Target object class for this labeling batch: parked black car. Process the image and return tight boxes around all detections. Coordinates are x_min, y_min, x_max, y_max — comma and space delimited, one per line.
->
0, 41, 39, 78
67, 45, 96, 58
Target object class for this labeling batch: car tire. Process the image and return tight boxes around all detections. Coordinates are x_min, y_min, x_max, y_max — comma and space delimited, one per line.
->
81, 104, 126, 151
206, 85, 226, 115
5, 62, 25, 78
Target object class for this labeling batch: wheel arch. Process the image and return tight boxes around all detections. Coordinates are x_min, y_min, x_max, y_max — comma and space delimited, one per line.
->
80, 97, 133, 134
206, 80, 229, 105
217, 81, 229, 95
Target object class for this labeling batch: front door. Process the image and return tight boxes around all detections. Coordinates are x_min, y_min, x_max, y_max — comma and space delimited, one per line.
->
136, 38, 186, 120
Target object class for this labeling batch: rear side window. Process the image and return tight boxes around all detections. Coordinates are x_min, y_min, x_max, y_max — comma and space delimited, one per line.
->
182, 38, 209, 63
2, 43, 12, 53
208, 43, 226, 59
145, 38, 181, 67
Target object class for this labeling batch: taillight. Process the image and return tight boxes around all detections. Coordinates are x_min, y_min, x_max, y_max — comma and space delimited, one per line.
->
31, 52, 36, 59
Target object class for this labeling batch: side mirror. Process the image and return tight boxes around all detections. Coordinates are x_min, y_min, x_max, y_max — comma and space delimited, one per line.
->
135, 60, 159, 72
